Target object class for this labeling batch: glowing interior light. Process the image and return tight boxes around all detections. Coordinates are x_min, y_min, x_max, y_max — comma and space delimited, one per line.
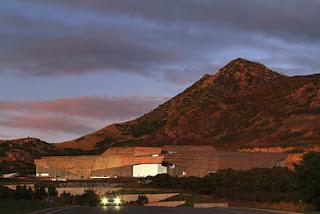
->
114, 197, 121, 205
101, 197, 108, 206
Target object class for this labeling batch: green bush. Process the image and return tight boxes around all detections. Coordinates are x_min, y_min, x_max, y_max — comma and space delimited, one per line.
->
74, 190, 99, 206
0, 185, 15, 199
33, 184, 47, 201
295, 152, 320, 210
48, 186, 58, 197
60, 191, 73, 204
149, 167, 298, 202
136, 194, 148, 205
15, 185, 33, 200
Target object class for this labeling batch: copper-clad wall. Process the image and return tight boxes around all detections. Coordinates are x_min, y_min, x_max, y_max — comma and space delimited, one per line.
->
91, 166, 133, 177
133, 147, 162, 156
35, 147, 164, 179
163, 145, 218, 177
163, 146, 287, 177
217, 152, 287, 171
35, 146, 288, 179
95, 147, 134, 171
96, 147, 164, 169
35, 156, 97, 179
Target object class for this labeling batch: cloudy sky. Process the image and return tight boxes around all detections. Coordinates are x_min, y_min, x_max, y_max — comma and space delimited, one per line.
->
0, 0, 320, 142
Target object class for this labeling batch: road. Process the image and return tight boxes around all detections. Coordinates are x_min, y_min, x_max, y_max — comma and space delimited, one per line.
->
32, 206, 297, 214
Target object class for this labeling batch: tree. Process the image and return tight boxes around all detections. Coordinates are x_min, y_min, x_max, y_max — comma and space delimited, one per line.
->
15, 185, 33, 200
137, 195, 148, 205
60, 191, 73, 204
78, 190, 99, 206
48, 186, 58, 197
33, 184, 47, 201
295, 152, 320, 210
0, 185, 15, 199
85, 190, 99, 206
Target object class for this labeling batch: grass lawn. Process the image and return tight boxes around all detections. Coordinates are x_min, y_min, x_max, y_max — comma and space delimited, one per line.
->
0, 199, 55, 214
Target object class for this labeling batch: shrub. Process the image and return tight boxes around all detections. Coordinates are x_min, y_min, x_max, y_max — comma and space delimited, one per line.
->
295, 152, 320, 210
0, 185, 15, 199
136, 195, 148, 205
15, 185, 33, 200
60, 191, 73, 204
33, 184, 47, 201
149, 167, 299, 202
74, 190, 99, 206
48, 186, 58, 197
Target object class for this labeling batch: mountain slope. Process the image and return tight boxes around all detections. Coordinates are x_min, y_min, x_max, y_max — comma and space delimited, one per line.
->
0, 138, 57, 174
56, 58, 320, 151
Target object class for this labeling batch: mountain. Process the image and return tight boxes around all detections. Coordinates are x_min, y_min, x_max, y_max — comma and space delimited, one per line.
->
55, 58, 320, 152
56, 58, 320, 151
0, 138, 57, 174
2, 58, 319, 175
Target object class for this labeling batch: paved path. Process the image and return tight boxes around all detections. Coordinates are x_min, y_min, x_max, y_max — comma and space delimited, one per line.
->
32, 206, 299, 214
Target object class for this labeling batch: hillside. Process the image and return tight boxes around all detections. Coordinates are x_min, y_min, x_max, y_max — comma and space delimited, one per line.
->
55, 58, 320, 152
0, 138, 57, 174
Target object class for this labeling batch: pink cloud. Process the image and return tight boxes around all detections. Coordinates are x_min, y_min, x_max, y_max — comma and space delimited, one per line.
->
0, 115, 94, 134
0, 96, 168, 142
0, 96, 168, 119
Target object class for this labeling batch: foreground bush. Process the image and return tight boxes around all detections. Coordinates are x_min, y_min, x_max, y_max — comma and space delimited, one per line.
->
33, 184, 48, 201
150, 167, 299, 202
75, 190, 99, 206
136, 194, 148, 205
295, 152, 320, 210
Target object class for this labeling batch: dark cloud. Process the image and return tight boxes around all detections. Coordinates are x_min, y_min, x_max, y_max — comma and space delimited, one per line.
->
63, 0, 320, 43
1, 0, 319, 84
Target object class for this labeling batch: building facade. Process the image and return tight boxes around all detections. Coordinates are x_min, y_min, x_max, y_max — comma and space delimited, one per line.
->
35, 146, 287, 179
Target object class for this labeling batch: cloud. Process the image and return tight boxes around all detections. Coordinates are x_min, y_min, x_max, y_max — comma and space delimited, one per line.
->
0, 96, 168, 120
0, 115, 95, 134
1, 0, 319, 84
0, 96, 167, 142
1, 0, 320, 142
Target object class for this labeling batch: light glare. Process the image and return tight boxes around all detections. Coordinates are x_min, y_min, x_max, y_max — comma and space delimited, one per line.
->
101, 197, 108, 205
114, 197, 121, 205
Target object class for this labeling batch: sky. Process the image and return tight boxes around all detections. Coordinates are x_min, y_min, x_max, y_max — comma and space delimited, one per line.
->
0, 0, 320, 142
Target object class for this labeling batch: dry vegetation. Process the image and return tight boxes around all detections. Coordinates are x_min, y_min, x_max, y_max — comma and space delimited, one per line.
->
56, 58, 320, 152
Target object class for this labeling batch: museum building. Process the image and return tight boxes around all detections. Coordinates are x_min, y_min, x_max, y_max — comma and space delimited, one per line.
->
35, 146, 287, 179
